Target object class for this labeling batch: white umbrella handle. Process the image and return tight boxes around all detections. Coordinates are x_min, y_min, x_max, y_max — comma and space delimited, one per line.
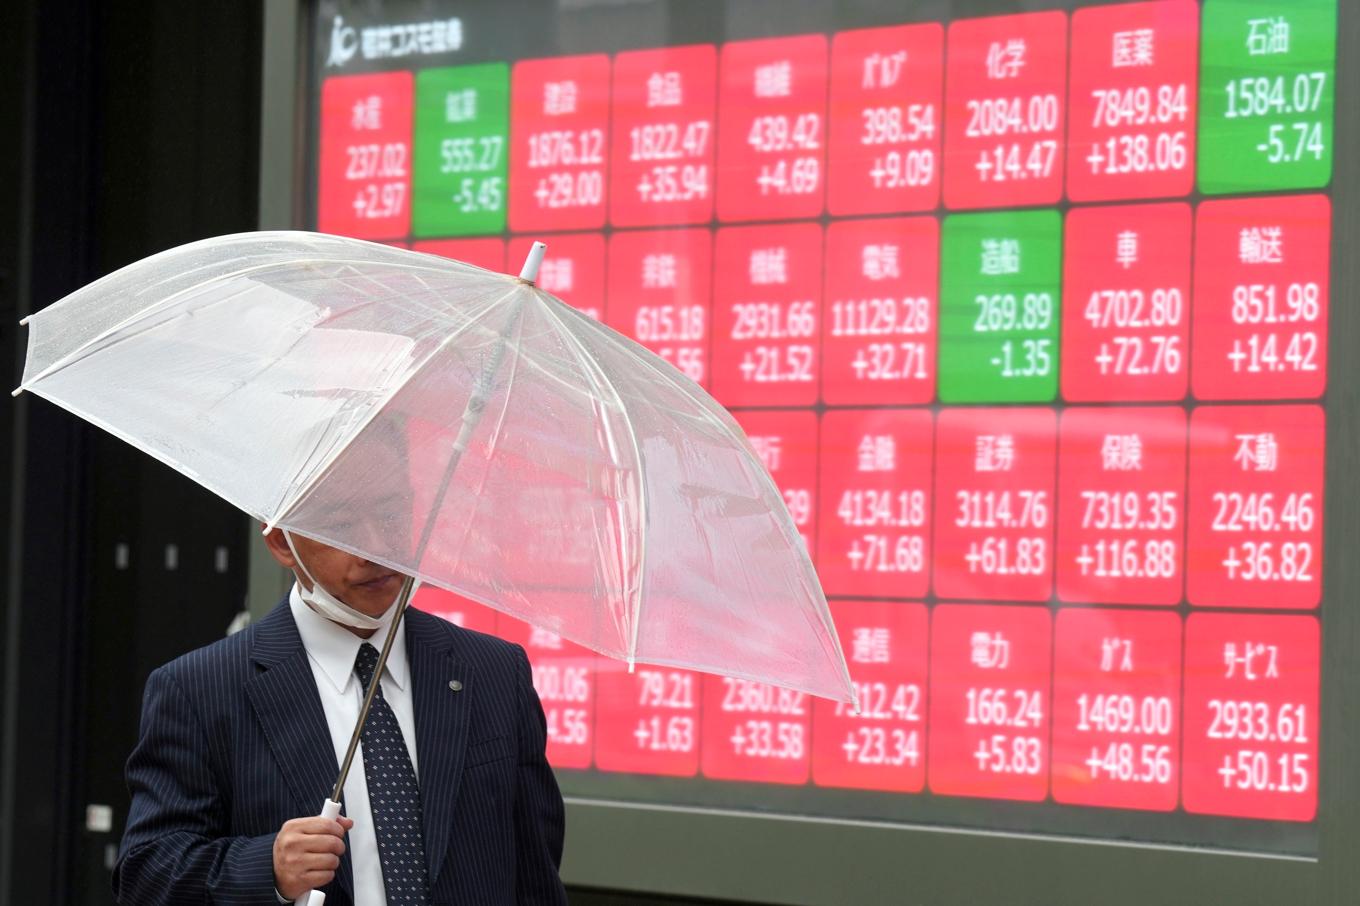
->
293, 798, 343, 906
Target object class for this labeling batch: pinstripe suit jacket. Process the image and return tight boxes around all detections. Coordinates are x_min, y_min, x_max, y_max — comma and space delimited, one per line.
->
113, 601, 567, 905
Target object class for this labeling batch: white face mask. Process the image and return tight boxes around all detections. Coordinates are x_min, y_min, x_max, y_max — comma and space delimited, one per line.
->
283, 530, 389, 630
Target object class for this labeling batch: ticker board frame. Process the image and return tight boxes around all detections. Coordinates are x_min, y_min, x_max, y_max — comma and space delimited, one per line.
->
256, 1, 1359, 902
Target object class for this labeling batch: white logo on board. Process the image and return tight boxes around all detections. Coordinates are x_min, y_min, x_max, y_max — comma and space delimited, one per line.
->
326, 16, 359, 68
325, 13, 464, 68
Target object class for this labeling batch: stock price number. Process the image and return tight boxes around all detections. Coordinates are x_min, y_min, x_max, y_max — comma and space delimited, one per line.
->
1220, 541, 1314, 583
965, 687, 1043, 729
1085, 742, 1172, 784
1076, 693, 1174, 737
633, 715, 694, 753
850, 342, 928, 382
973, 733, 1043, 775
737, 345, 814, 384
636, 304, 705, 344
1075, 539, 1177, 579
845, 533, 925, 574
1211, 491, 1315, 534
1207, 700, 1308, 745
956, 489, 1049, 531
1217, 750, 1310, 794
1081, 490, 1178, 532
830, 296, 931, 337
841, 726, 919, 767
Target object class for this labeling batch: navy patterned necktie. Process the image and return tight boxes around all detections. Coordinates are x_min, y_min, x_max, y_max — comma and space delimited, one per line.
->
354, 642, 429, 905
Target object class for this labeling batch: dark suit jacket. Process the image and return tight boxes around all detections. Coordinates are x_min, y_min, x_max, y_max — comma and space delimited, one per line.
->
113, 601, 567, 905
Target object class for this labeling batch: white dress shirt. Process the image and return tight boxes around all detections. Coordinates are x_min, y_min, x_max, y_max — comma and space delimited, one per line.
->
288, 584, 419, 906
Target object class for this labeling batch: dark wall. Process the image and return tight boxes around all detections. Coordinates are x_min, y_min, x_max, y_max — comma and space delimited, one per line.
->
1, 2, 260, 903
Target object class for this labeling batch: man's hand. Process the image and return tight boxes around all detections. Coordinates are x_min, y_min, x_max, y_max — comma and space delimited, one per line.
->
273, 814, 354, 900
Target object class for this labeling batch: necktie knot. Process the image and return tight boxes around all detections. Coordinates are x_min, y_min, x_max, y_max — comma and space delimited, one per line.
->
354, 642, 381, 692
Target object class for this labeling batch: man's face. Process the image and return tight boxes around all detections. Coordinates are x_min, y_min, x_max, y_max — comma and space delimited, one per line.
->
264, 529, 403, 617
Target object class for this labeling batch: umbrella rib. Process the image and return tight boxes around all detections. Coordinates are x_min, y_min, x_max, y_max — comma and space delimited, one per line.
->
535, 293, 649, 668
18, 253, 511, 394
560, 303, 738, 435
264, 282, 523, 533
554, 304, 858, 703
440, 300, 527, 588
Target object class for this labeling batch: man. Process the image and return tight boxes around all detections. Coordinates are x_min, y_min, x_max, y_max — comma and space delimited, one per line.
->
113, 527, 568, 905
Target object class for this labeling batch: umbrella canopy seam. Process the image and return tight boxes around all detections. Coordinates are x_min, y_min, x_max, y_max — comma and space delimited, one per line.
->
536, 292, 650, 667
17, 249, 508, 395
558, 304, 856, 702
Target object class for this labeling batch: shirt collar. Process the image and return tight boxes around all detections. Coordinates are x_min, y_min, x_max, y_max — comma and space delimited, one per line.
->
289, 583, 409, 695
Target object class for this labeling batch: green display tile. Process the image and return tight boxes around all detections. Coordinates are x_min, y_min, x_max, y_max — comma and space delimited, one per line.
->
413, 63, 510, 236
938, 210, 1062, 403
1198, 0, 1336, 194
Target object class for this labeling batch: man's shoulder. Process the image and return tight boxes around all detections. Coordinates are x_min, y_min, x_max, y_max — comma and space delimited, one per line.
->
152, 601, 290, 687
403, 606, 526, 672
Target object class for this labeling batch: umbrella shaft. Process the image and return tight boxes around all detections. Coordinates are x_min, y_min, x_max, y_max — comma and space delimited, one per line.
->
332, 302, 519, 803
412, 307, 519, 561
331, 575, 417, 802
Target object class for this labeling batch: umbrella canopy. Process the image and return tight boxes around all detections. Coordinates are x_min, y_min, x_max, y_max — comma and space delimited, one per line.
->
16, 231, 855, 705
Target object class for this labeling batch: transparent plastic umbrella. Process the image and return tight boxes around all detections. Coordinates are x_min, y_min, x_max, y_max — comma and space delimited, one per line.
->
16, 230, 856, 697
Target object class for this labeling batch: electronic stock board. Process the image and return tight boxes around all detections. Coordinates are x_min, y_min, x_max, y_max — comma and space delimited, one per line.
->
295, 0, 1350, 893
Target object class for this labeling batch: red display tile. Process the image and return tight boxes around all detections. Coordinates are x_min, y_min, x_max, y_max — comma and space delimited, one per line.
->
827, 23, 943, 215
318, 72, 414, 239
497, 616, 595, 769
1186, 405, 1324, 609
942, 11, 1067, 209
610, 45, 717, 227
413, 237, 507, 273
812, 601, 928, 792
716, 35, 829, 222
604, 229, 712, 387
817, 409, 932, 599
822, 217, 938, 406
508, 55, 611, 232
1056, 407, 1187, 605
409, 586, 499, 636
594, 659, 701, 777
700, 672, 810, 784
1191, 195, 1330, 400
1182, 613, 1318, 821
1066, 1, 1199, 202
732, 409, 819, 557
1060, 203, 1192, 402
927, 604, 1051, 801
933, 408, 1056, 601
711, 223, 823, 407
509, 234, 606, 321
1050, 608, 1181, 810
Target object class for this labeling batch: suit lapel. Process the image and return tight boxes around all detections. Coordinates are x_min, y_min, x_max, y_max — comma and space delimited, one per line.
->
406, 609, 474, 889
244, 602, 354, 899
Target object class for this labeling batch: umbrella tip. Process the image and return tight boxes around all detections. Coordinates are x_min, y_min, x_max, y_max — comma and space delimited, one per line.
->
627, 657, 636, 674
18, 315, 31, 326
9, 386, 23, 398
517, 241, 547, 284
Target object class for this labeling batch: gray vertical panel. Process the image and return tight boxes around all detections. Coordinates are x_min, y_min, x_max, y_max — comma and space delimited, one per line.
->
1318, 0, 1360, 902
250, 0, 306, 619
